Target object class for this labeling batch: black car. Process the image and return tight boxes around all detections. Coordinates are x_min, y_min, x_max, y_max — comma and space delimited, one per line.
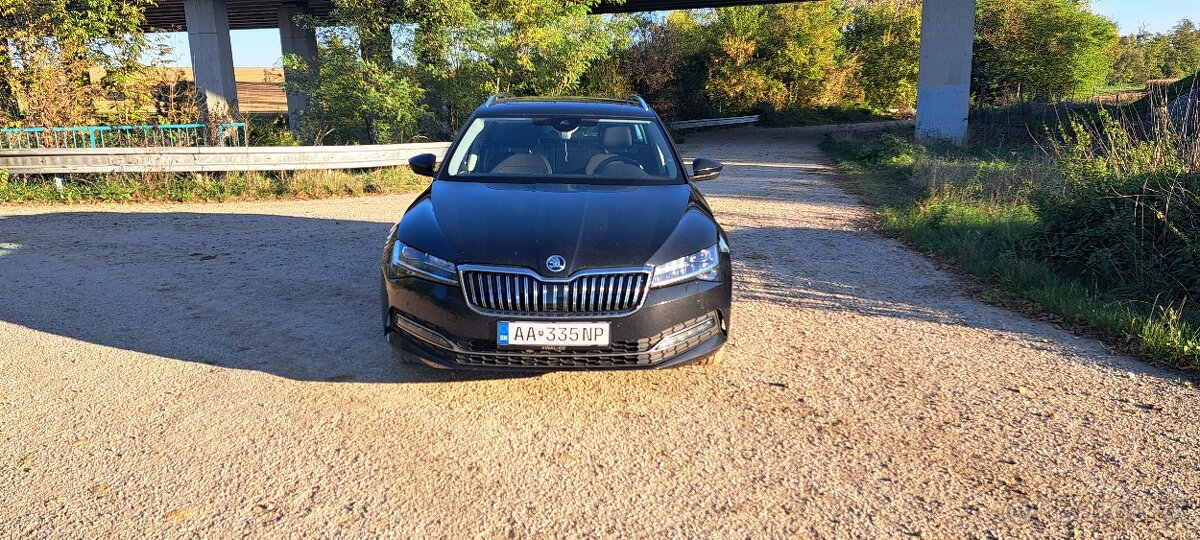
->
381, 94, 731, 370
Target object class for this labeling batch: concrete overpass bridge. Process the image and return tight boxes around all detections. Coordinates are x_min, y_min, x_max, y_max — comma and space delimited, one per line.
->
143, 0, 974, 143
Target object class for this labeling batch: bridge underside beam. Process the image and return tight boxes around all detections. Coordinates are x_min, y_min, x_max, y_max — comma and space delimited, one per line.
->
145, 0, 334, 31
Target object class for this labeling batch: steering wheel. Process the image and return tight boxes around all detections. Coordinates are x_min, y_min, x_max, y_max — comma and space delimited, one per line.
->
593, 155, 644, 174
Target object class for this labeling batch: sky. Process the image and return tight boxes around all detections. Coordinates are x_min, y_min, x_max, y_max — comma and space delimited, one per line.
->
155, 0, 1199, 68
1092, 0, 1198, 34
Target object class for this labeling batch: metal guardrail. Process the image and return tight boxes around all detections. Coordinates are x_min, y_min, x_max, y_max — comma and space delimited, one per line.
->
667, 115, 760, 130
0, 117, 912, 175
0, 123, 247, 149
0, 142, 451, 174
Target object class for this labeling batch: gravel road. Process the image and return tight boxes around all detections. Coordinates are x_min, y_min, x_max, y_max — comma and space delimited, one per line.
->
2, 127, 1198, 538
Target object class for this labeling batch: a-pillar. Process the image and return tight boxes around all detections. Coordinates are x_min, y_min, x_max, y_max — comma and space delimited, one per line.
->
914, 0, 976, 145
279, 1, 319, 130
184, 0, 239, 123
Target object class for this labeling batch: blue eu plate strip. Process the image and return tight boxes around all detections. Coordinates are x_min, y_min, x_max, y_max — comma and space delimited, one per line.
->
497, 322, 509, 345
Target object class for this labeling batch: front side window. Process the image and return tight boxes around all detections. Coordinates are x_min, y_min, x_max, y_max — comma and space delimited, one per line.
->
444, 117, 681, 184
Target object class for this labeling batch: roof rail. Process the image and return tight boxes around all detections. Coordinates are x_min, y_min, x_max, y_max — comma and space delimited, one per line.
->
484, 92, 516, 107
626, 95, 649, 111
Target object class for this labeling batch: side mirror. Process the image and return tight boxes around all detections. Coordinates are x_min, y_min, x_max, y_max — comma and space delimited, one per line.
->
408, 153, 438, 177
691, 157, 723, 181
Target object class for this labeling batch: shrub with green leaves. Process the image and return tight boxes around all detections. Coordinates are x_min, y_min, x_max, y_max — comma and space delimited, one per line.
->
283, 33, 427, 145
1032, 173, 1200, 300
1036, 109, 1200, 302
844, 0, 921, 111
974, 0, 1119, 101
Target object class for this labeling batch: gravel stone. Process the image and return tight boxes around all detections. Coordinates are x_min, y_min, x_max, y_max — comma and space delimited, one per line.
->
1, 127, 1197, 537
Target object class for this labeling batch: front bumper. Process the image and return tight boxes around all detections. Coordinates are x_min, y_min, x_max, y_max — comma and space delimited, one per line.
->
382, 272, 731, 370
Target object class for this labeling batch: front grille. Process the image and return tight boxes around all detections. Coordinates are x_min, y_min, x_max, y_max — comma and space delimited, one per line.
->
461, 267, 650, 318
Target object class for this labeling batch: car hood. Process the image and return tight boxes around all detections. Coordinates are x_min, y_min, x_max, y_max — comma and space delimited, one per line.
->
397, 180, 705, 275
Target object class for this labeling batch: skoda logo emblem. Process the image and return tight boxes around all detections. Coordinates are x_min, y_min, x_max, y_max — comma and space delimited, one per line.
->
545, 255, 566, 273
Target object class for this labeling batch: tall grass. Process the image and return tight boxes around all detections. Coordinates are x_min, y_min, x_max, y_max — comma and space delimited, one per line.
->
1038, 90, 1199, 305
823, 91, 1200, 368
0, 167, 429, 204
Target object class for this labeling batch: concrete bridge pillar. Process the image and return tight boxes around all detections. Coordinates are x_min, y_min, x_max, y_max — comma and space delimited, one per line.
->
279, 1, 319, 130
184, 0, 239, 123
915, 0, 976, 145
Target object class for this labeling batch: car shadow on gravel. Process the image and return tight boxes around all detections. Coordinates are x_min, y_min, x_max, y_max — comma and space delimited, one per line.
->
0, 211, 541, 384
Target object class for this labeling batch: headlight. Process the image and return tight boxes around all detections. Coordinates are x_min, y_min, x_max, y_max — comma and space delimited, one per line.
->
650, 244, 720, 288
389, 241, 458, 285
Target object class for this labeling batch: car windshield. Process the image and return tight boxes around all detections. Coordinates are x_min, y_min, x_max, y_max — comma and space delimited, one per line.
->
443, 117, 682, 184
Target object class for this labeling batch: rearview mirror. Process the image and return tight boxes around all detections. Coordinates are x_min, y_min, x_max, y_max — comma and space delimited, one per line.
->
408, 153, 438, 177
691, 157, 723, 181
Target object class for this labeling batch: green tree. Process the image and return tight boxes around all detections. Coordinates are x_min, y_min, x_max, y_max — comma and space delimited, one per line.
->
703, 3, 848, 115
844, 0, 921, 110
282, 32, 426, 145
1165, 19, 1200, 78
623, 11, 714, 121
973, 0, 1119, 101
1110, 31, 1153, 85
422, 0, 632, 133
578, 53, 635, 99
1108, 20, 1200, 84
0, 0, 154, 127
1144, 34, 1174, 79
703, 6, 786, 115
761, 2, 850, 107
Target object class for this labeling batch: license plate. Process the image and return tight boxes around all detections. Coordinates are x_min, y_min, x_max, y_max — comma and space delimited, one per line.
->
498, 321, 610, 347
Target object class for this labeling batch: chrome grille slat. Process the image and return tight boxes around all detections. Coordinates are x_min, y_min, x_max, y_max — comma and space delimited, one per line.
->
461, 267, 650, 318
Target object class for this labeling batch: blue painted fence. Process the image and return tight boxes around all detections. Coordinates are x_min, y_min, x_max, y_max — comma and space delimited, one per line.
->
0, 123, 247, 149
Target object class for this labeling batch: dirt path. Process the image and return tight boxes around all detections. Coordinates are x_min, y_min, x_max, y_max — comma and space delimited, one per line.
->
2, 128, 1197, 538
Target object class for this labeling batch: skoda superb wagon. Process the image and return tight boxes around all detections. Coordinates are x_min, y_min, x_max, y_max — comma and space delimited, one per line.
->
381, 94, 731, 370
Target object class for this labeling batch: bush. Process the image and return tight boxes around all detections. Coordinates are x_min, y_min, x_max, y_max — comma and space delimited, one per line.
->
282, 33, 426, 145
246, 114, 300, 147
1033, 169, 1200, 302
1034, 109, 1200, 302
